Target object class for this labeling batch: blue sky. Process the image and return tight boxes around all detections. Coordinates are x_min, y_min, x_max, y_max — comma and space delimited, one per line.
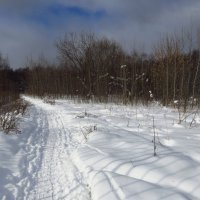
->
24, 4, 107, 28
0, 0, 200, 68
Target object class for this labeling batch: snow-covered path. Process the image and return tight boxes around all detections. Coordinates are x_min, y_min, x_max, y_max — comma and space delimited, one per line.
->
0, 97, 90, 200
26, 100, 90, 200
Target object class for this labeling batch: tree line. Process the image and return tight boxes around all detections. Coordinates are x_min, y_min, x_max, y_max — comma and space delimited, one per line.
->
0, 54, 21, 107
1, 31, 200, 109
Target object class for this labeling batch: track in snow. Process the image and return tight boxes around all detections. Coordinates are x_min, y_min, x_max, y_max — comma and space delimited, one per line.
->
22, 99, 90, 200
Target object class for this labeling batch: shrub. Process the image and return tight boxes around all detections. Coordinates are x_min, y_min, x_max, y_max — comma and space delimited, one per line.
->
0, 99, 28, 134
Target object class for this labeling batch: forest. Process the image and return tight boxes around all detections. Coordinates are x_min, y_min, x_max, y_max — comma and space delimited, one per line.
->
1, 31, 200, 110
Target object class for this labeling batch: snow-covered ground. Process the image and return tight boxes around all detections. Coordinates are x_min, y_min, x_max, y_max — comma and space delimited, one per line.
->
0, 96, 200, 200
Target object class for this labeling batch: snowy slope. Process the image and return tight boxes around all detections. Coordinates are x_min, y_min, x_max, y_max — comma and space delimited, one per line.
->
0, 97, 200, 200
70, 103, 200, 200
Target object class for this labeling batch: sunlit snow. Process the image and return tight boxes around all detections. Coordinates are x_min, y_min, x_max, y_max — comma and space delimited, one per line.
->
0, 96, 200, 200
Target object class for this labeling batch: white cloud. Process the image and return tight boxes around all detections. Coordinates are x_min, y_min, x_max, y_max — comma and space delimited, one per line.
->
0, 17, 56, 68
0, 0, 200, 68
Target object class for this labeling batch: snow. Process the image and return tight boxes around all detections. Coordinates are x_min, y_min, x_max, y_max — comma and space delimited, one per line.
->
0, 96, 200, 199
